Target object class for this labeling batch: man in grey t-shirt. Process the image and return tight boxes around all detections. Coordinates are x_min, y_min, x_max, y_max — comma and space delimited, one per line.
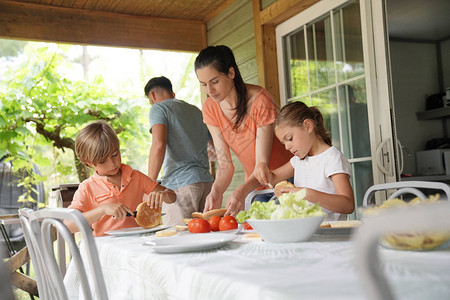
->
144, 76, 213, 225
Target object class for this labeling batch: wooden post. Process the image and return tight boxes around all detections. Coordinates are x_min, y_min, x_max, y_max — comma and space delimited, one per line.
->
253, 0, 321, 108
252, 0, 280, 107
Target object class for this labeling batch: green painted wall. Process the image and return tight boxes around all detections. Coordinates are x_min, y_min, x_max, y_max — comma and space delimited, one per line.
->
262, 0, 277, 9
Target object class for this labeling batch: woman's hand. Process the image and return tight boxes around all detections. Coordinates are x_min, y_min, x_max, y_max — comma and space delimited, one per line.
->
204, 189, 223, 212
224, 189, 246, 216
102, 203, 133, 219
252, 162, 271, 187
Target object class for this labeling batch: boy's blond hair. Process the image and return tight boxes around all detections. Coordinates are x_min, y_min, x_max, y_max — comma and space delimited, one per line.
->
75, 120, 120, 166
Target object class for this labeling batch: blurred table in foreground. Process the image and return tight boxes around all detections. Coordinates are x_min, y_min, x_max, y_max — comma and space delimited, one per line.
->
64, 231, 450, 300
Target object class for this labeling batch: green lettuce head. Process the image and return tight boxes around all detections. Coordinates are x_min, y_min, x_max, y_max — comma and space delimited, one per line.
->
236, 189, 325, 222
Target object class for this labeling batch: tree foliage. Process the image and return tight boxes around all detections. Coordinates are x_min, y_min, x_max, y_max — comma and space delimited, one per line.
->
0, 43, 147, 205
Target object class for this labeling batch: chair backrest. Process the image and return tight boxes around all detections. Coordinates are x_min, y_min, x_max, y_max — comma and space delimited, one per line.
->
19, 207, 108, 300
362, 181, 450, 206
244, 189, 274, 210
354, 201, 450, 300
19, 208, 50, 298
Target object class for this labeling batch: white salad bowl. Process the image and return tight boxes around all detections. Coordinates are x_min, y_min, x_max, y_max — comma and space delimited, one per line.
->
247, 215, 325, 243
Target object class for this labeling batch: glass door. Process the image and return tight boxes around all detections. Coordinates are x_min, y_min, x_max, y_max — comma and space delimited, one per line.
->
276, 0, 397, 210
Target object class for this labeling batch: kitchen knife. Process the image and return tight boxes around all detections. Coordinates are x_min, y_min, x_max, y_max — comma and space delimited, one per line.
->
126, 211, 138, 218
126, 211, 165, 217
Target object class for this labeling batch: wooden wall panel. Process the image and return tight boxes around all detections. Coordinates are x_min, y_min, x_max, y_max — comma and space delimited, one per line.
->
261, 0, 277, 10
209, 22, 255, 49
233, 39, 257, 66
207, 0, 250, 30
207, 1, 253, 45
239, 58, 258, 82
0, 0, 205, 52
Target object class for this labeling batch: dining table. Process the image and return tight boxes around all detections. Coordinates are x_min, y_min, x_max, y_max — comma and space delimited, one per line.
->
63, 226, 450, 300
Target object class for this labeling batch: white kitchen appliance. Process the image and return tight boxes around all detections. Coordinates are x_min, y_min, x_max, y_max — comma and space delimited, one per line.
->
416, 149, 450, 175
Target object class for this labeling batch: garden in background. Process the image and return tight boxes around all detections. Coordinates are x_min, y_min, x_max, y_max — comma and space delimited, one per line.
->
0, 38, 201, 208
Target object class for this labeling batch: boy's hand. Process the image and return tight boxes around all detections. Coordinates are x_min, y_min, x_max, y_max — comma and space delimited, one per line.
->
145, 190, 171, 209
103, 203, 133, 219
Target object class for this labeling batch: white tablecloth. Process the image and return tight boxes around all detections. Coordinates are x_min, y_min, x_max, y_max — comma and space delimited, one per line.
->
64, 231, 450, 300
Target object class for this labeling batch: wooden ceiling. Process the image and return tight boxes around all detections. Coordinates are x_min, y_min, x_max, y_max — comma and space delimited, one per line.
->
6, 0, 235, 22
0, 0, 237, 52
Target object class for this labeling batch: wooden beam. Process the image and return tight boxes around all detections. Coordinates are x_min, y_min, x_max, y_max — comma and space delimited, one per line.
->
11, 272, 38, 297
254, 0, 322, 106
253, 0, 280, 106
0, 0, 206, 52
260, 0, 320, 26
262, 24, 280, 108
253, 0, 265, 87
201, 23, 208, 49
6, 247, 29, 274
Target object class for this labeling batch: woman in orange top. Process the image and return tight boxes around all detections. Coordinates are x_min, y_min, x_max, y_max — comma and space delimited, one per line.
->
195, 45, 292, 216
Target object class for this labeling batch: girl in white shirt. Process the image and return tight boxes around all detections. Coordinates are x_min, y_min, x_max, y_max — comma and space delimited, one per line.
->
267, 101, 355, 221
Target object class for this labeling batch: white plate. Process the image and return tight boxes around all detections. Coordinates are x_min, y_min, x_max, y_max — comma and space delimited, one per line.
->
105, 225, 171, 237
210, 226, 243, 235
143, 233, 237, 253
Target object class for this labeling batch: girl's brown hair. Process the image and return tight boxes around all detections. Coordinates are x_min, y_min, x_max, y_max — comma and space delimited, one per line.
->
75, 120, 120, 166
275, 101, 332, 146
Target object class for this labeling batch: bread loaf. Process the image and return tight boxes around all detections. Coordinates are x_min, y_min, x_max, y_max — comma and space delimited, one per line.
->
274, 180, 295, 195
274, 180, 295, 189
203, 208, 227, 220
191, 208, 227, 220
135, 202, 161, 229
191, 212, 204, 219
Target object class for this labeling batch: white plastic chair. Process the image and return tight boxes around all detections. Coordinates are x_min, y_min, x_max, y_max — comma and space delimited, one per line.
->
362, 181, 450, 206
19, 207, 107, 300
354, 201, 450, 300
244, 189, 274, 210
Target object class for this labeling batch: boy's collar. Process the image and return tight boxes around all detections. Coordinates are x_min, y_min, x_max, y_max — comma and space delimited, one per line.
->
92, 164, 133, 182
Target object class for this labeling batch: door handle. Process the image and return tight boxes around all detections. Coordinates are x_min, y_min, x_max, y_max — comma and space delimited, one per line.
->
376, 138, 394, 177
396, 139, 404, 175
376, 138, 403, 177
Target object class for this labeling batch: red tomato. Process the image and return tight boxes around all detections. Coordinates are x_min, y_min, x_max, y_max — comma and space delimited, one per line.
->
219, 215, 238, 231
243, 222, 253, 230
188, 218, 211, 233
208, 216, 221, 232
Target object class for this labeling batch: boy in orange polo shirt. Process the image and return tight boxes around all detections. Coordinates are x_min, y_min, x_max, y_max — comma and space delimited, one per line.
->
68, 120, 176, 236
